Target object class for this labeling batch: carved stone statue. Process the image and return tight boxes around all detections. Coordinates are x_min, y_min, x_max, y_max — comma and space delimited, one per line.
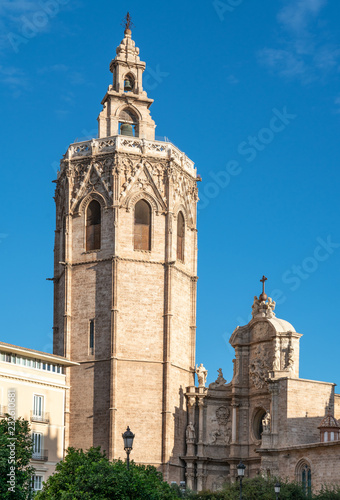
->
196, 363, 208, 387
211, 429, 221, 444
252, 296, 261, 317
267, 297, 276, 315
216, 368, 226, 384
251, 295, 276, 319
225, 427, 232, 445
262, 411, 271, 433
186, 422, 195, 443
209, 368, 227, 389
249, 346, 269, 389
287, 344, 295, 371
273, 342, 280, 371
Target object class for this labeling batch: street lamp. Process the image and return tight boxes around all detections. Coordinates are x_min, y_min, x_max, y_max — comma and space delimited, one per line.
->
179, 481, 186, 494
122, 426, 135, 470
274, 481, 281, 500
237, 461, 246, 500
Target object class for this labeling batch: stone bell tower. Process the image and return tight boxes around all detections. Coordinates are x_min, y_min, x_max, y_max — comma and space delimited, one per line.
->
52, 18, 199, 483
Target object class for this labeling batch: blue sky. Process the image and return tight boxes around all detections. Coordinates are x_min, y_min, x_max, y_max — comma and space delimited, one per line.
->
0, 0, 339, 389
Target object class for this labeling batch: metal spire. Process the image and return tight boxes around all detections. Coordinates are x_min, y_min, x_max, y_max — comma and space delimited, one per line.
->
122, 12, 134, 32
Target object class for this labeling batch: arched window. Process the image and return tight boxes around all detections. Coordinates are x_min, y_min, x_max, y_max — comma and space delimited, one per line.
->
252, 408, 267, 440
296, 461, 312, 496
89, 319, 95, 355
61, 214, 66, 261
302, 464, 312, 496
119, 107, 138, 137
124, 73, 135, 92
134, 200, 151, 251
86, 200, 101, 251
177, 212, 185, 261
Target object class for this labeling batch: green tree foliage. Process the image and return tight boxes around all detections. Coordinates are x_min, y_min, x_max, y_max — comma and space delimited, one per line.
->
316, 485, 340, 500
29, 446, 340, 500
35, 447, 179, 500
184, 476, 340, 499
184, 476, 307, 499
0, 415, 35, 500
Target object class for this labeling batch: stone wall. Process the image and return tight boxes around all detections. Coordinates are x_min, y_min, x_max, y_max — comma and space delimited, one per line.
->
276, 442, 340, 492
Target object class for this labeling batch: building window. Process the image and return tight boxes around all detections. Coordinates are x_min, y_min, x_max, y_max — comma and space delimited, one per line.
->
86, 200, 101, 251
32, 432, 43, 459
177, 211, 185, 261
302, 464, 312, 496
296, 460, 312, 496
124, 73, 135, 92
89, 320, 95, 355
119, 107, 138, 137
134, 200, 151, 251
62, 214, 66, 261
33, 475, 43, 491
33, 395, 44, 420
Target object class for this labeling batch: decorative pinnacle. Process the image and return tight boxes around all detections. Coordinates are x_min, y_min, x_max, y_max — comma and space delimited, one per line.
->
259, 275, 268, 302
122, 12, 134, 32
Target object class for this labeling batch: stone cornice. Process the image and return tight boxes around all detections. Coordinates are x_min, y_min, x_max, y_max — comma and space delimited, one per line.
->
69, 255, 197, 280
0, 373, 70, 390
61, 135, 196, 178
259, 440, 340, 454
74, 357, 192, 374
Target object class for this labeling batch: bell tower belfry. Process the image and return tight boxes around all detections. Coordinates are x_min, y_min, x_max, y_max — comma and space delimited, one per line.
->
53, 19, 199, 483
97, 19, 155, 140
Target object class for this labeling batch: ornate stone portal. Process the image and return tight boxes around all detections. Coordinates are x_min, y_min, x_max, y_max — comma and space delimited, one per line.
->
184, 281, 306, 491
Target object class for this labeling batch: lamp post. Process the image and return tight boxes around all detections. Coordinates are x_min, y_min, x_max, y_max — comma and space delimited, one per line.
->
274, 481, 281, 500
122, 426, 135, 470
179, 481, 186, 494
237, 461, 246, 500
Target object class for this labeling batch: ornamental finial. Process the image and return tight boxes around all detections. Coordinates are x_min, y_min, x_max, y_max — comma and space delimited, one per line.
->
122, 12, 134, 32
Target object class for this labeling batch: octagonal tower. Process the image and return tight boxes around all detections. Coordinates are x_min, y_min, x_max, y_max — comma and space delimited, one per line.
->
53, 25, 199, 483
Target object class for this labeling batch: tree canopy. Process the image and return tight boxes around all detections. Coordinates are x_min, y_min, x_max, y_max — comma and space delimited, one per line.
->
185, 476, 340, 499
35, 447, 178, 500
0, 415, 35, 500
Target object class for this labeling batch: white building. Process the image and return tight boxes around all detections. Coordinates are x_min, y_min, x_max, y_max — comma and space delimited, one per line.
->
0, 341, 77, 492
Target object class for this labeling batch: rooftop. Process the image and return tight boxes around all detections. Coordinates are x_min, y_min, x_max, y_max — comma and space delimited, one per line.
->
0, 341, 78, 366
61, 135, 196, 178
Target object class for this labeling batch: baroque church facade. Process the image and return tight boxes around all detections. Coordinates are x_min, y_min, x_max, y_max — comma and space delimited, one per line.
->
184, 290, 340, 492
50, 24, 340, 492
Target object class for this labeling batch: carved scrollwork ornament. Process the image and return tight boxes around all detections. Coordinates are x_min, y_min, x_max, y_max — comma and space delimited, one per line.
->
249, 345, 270, 389
216, 406, 230, 426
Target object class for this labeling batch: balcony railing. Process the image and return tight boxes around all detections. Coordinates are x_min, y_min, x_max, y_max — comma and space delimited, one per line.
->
32, 450, 48, 462
62, 135, 196, 177
0, 405, 8, 416
30, 411, 50, 424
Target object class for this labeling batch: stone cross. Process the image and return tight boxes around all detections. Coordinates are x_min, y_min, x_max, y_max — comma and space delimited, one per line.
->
259, 275, 268, 301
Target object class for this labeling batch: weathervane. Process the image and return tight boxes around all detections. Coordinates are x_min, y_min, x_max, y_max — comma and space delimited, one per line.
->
122, 12, 134, 32
259, 275, 268, 302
